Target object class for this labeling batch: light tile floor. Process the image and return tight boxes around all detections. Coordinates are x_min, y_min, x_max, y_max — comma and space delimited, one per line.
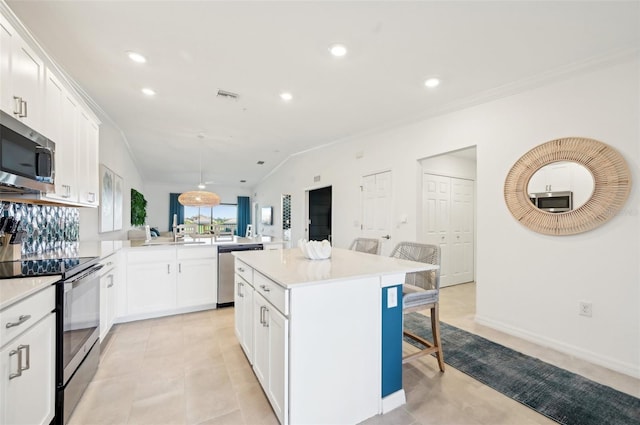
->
69, 282, 639, 425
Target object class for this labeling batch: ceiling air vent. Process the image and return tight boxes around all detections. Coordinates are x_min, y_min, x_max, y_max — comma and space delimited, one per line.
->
216, 89, 239, 100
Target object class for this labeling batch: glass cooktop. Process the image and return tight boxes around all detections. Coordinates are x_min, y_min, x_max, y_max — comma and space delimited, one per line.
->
0, 257, 97, 279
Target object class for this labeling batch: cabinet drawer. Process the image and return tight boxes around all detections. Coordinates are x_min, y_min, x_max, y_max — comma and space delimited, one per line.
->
100, 253, 119, 275
127, 248, 175, 264
0, 285, 55, 347
254, 272, 288, 316
235, 260, 253, 284
177, 246, 216, 260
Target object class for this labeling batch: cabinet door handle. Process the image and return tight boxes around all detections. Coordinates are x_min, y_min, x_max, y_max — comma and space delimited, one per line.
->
263, 307, 269, 327
6, 314, 31, 328
178, 263, 182, 273
259, 284, 270, 293
18, 344, 30, 371
8, 349, 21, 379
167, 264, 171, 274
13, 96, 21, 115
107, 275, 114, 288
87, 192, 96, 203
20, 100, 27, 118
237, 282, 244, 297
237, 267, 245, 272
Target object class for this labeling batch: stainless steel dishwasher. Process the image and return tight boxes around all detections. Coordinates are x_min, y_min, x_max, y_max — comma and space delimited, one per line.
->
217, 244, 263, 307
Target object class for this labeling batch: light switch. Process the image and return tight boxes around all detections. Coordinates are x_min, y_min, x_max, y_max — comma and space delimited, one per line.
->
387, 287, 398, 308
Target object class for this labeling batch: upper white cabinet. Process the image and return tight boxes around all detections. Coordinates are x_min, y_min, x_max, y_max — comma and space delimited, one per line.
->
0, 14, 44, 134
76, 110, 99, 206
1, 10, 100, 207
44, 70, 79, 202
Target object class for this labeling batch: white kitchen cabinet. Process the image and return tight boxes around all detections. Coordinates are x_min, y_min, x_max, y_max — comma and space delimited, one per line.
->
250, 277, 289, 425
176, 257, 216, 308
0, 14, 44, 134
99, 253, 119, 341
127, 259, 176, 316
0, 286, 55, 425
44, 69, 79, 202
234, 274, 254, 363
76, 110, 99, 206
123, 246, 216, 320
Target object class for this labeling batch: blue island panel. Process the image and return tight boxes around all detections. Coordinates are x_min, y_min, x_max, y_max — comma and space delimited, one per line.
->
381, 284, 403, 397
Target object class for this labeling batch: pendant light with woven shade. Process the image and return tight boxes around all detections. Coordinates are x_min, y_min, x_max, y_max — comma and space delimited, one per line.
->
178, 143, 221, 207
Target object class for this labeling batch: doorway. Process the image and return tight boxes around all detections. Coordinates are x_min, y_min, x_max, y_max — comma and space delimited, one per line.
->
307, 186, 332, 242
361, 170, 393, 254
420, 147, 476, 287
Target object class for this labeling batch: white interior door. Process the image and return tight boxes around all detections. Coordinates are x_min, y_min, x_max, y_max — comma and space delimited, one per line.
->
422, 173, 474, 287
361, 171, 392, 254
421, 174, 451, 284
450, 178, 474, 284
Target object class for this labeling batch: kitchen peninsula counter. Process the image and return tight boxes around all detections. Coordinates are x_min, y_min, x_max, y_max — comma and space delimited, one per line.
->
231, 247, 437, 425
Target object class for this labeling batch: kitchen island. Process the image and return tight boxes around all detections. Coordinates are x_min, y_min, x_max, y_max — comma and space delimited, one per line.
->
233, 247, 437, 425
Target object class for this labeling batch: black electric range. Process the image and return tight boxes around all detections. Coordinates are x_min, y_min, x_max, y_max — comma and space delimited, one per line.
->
0, 257, 99, 280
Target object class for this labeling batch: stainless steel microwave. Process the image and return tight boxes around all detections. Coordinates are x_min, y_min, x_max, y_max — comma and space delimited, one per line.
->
0, 110, 55, 193
530, 191, 573, 213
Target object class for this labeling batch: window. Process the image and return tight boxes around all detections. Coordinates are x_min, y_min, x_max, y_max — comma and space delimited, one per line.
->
184, 204, 238, 234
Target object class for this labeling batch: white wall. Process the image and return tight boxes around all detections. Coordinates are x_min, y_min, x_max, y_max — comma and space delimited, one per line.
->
254, 58, 640, 377
144, 182, 252, 232
79, 119, 143, 241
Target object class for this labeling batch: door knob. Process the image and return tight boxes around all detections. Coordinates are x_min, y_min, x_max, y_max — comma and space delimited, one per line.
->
382, 235, 391, 240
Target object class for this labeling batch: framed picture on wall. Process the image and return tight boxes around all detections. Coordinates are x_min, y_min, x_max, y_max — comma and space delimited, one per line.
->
113, 173, 123, 230
99, 164, 124, 233
99, 165, 114, 233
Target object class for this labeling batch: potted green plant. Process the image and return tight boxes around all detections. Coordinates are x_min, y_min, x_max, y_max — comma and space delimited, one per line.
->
130, 188, 147, 226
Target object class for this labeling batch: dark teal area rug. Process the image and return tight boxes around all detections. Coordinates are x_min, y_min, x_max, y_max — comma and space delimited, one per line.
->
404, 312, 640, 425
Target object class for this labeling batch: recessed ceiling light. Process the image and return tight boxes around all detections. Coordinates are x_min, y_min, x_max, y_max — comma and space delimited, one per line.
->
424, 78, 441, 88
280, 92, 293, 101
329, 43, 347, 57
141, 88, 156, 96
127, 51, 146, 63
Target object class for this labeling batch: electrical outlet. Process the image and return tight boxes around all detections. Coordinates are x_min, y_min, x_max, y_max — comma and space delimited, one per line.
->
579, 301, 593, 317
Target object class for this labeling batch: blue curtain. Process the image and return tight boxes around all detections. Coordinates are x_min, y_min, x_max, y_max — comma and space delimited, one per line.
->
237, 196, 251, 237
169, 193, 184, 231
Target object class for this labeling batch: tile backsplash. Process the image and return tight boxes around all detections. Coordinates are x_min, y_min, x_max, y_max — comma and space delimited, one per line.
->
1, 201, 79, 256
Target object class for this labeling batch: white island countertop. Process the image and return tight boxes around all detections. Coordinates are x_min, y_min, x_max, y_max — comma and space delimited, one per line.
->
233, 247, 437, 289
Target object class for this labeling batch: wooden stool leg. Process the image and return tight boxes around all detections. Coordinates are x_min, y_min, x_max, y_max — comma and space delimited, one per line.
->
431, 304, 445, 372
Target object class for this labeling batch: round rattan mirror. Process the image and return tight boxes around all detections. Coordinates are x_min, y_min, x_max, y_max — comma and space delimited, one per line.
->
504, 137, 631, 235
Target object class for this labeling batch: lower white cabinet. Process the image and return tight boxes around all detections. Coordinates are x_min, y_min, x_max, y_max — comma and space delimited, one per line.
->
126, 257, 176, 315
123, 246, 216, 320
176, 257, 216, 308
234, 275, 254, 362
99, 253, 119, 340
253, 292, 288, 423
235, 262, 288, 425
0, 287, 56, 425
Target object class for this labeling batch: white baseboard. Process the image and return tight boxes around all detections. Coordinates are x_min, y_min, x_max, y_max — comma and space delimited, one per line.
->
475, 314, 640, 379
115, 303, 217, 324
381, 389, 406, 414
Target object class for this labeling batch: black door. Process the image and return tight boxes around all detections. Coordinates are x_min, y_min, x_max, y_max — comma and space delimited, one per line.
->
308, 186, 332, 242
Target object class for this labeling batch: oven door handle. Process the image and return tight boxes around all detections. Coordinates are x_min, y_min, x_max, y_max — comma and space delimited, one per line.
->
65, 264, 104, 290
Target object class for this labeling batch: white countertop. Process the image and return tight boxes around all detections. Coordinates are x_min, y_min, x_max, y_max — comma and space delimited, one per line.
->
233, 247, 437, 288
0, 275, 59, 310
128, 235, 283, 248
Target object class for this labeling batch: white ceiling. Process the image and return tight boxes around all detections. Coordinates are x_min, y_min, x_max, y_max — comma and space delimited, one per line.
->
6, 1, 639, 189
